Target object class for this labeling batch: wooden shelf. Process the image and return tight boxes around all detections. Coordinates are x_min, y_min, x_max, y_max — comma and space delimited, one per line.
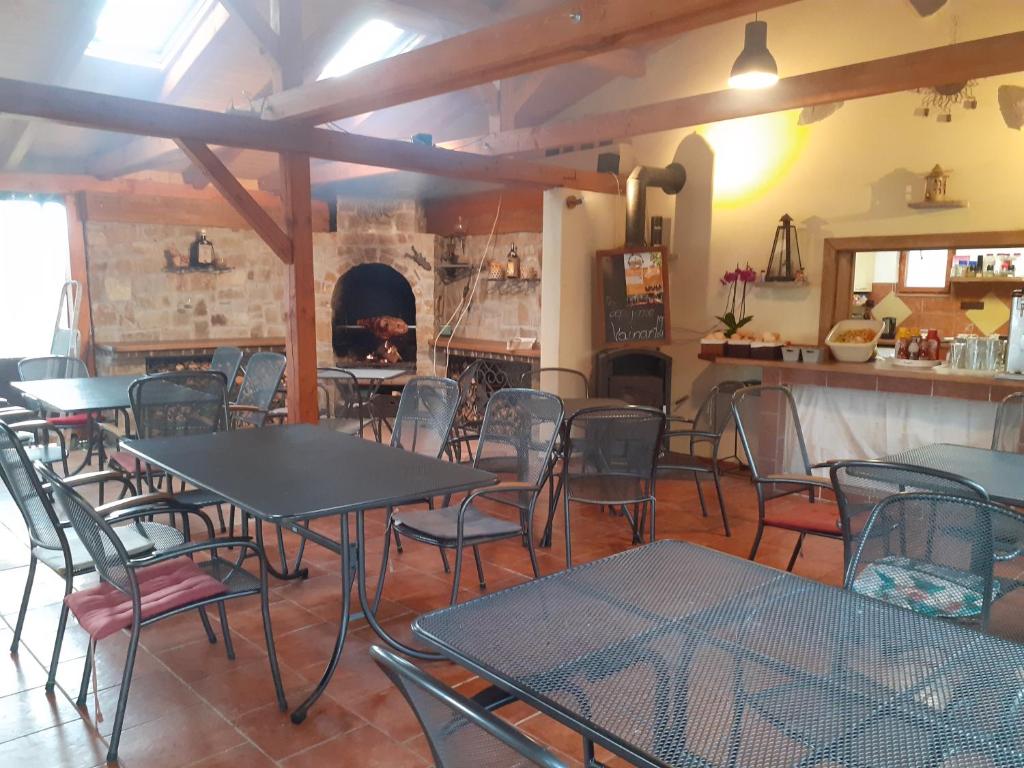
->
95, 337, 286, 354
950, 277, 1024, 285
908, 200, 968, 210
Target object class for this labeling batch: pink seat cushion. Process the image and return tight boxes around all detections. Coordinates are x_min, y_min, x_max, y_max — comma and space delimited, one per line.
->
107, 450, 158, 475
65, 557, 227, 641
48, 413, 92, 427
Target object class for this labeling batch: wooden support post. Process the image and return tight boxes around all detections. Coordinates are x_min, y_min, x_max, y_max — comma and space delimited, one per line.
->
279, 152, 318, 424
65, 193, 94, 372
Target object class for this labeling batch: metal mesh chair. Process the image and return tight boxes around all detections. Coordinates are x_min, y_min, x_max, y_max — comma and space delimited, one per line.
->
561, 406, 665, 567
44, 467, 286, 764
657, 383, 736, 536
13, 355, 92, 473
992, 392, 1024, 453
231, 351, 286, 428
0, 421, 186, 693
382, 389, 563, 605
846, 492, 1024, 633
390, 376, 461, 458
210, 346, 243, 396
317, 368, 368, 436
371, 646, 568, 768
17, 355, 88, 381
731, 385, 838, 571
830, 460, 989, 571
519, 367, 590, 398
449, 360, 489, 463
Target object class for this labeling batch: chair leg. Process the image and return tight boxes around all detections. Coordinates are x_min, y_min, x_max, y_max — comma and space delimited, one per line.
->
216, 603, 235, 660
694, 474, 709, 518
449, 547, 464, 606
439, 548, 451, 573
198, 607, 218, 644
472, 546, 486, 589
10, 556, 36, 652
46, 570, 74, 691
648, 497, 656, 543
372, 518, 395, 614
393, 528, 404, 553
215, 503, 227, 534
711, 464, 731, 537
105, 621, 142, 764
786, 533, 806, 573
749, 491, 766, 562
563, 485, 573, 569
76, 643, 92, 708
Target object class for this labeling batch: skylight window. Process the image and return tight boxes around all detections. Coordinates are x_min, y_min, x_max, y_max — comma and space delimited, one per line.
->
86, 0, 214, 69
318, 19, 423, 81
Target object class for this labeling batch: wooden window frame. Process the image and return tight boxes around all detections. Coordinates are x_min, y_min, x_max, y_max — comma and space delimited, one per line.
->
817, 231, 1024, 344
897, 248, 954, 295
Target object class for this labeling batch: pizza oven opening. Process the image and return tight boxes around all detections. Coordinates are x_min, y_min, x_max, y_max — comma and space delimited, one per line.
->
331, 264, 416, 365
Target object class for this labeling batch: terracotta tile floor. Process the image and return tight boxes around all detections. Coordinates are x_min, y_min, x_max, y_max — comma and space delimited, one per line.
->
0, 451, 853, 767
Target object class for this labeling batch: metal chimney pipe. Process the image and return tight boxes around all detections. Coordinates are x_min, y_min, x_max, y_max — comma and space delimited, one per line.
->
625, 163, 686, 247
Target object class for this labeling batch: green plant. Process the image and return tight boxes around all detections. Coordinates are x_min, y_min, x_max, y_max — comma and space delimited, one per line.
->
716, 265, 756, 337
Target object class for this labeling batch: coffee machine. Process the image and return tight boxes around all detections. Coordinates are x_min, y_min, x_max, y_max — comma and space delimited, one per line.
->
1006, 290, 1024, 374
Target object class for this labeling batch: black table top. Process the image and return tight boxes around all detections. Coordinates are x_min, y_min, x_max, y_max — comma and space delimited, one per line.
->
414, 541, 1024, 768
882, 443, 1024, 506
122, 424, 496, 521
12, 375, 138, 412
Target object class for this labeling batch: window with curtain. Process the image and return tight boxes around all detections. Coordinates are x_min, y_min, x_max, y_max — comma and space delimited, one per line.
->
0, 197, 72, 358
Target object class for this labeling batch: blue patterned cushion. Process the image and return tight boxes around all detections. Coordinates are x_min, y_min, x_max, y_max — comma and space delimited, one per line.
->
852, 556, 1000, 619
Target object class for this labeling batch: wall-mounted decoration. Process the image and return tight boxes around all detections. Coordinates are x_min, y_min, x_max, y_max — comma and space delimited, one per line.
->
998, 85, 1024, 130
764, 213, 806, 282
403, 245, 432, 271
908, 164, 967, 209
163, 233, 232, 274
914, 81, 977, 122
595, 246, 670, 348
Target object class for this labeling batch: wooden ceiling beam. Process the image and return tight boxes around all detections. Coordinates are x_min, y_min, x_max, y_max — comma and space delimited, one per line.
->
0, 77, 619, 193
464, 30, 1024, 155
262, 0, 796, 124
174, 139, 293, 265
221, 0, 281, 64
584, 49, 647, 78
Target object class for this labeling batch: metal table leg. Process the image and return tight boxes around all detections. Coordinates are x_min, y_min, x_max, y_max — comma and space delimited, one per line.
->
354, 510, 443, 661
290, 516, 354, 723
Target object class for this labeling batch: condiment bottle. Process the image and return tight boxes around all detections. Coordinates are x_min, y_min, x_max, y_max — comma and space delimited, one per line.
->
908, 335, 922, 360
894, 327, 911, 359
923, 329, 941, 360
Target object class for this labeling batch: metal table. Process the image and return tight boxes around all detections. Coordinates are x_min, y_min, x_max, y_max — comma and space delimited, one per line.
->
881, 443, 1024, 506
122, 423, 495, 722
13, 374, 137, 412
414, 540, 1024, 768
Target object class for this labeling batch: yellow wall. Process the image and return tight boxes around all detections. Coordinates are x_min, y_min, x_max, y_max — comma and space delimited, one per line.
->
553, 0, 1024, 409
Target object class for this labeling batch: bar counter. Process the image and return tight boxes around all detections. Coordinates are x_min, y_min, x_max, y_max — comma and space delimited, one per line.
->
710, 355, 1024, 403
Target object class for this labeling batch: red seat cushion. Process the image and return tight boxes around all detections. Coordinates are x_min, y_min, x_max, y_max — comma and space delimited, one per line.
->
107, 450, 158, 475
47, 413, 92, 428
764, 506, 841, 535
65, 557, 227, 641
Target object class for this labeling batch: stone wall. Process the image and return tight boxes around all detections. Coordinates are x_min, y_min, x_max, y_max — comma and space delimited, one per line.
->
435, 232, 542, 342
85, 222, 288, 344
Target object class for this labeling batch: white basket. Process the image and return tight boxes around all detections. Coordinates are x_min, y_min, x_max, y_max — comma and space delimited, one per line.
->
825, 319, 884, 363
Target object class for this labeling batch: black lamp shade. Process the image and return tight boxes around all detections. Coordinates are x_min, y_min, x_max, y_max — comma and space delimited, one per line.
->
729, 20, 778, 89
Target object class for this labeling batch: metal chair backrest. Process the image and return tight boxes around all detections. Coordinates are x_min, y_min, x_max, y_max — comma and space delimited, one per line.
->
129, 371, 229, 439
731, 385, 813, 482
455, 360, 489, 429
564, 406, 665, 497
992, 392, 1024, 453
830, 460, 989, 568
210, 347, 243, 394
18, 355, 88, 381
370, 646, 568, 768
317, 368, 365, 422
520, 367, 590, 398
846, 492, 1024, 630
390, 376, 460, 458
475, 388, 563, 485
235, 352, 286, 427
42, 466, 136, 599
0, 421, 66, 552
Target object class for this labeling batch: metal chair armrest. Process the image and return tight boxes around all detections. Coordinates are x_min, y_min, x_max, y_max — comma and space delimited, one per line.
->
759, 473, 833, 489
460, 481, 540, 510
129, 538, 260, 569
0, 407, 35, 420
664, 428, 719, 441
95, 492, 176, 516
61, 469, 133, 490
810, 460, 839, 470
105, 503, 216, 540
7, 418, 49, 431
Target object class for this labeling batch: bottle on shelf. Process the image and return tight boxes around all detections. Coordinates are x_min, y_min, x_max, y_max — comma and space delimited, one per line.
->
505, 243, 520, 279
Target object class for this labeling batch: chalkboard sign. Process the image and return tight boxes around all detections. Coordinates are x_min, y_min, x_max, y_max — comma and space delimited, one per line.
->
595, 246, 671, 348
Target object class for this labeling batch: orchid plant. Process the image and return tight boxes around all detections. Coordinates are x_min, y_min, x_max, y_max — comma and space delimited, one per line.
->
716, 264, 757, 337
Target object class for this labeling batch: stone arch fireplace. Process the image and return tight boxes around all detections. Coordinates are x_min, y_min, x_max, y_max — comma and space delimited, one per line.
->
331, 263, 417, 363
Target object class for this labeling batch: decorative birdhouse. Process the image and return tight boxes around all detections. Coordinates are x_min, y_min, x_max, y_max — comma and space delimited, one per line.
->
924, 164, 950, 202
764, 213, 804, 282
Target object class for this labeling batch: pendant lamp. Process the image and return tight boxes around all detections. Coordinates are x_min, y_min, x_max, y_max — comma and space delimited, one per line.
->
729, 19, 778, 89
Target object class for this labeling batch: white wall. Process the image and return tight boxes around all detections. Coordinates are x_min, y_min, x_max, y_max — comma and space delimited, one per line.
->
549, 0, 1024, 411
540, 189, 624, 387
